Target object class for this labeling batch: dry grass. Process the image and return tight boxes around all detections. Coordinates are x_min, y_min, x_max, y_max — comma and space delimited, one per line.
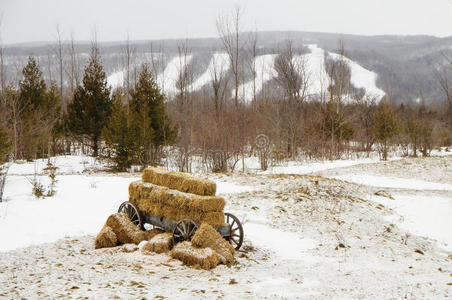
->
105, 213, 146, 245
191, 223, 235, 264
142, 233, 173, 254
142, 167, 216, 196
171, 241, 220, 270
94, 225, 118, 249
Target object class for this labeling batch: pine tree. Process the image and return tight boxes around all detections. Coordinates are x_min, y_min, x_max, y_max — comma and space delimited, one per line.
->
130, 63, 176, 163
66, 46, 112, 157
373, 102, 400, 160
18, 57, 49, 159
102, 90, 137, 170
19, 57, 47, 115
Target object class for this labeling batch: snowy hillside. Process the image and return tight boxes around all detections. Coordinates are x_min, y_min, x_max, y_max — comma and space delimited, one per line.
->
113, 44, 385, 103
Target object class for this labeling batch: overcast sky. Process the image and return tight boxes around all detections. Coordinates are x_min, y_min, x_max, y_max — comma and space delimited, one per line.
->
1, 0, 452, 45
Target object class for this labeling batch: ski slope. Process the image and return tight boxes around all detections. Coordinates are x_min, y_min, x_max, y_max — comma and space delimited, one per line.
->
190, 53, 230, 91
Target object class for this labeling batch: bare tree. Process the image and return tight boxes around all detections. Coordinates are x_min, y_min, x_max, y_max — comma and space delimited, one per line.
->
0, 14, 6, 91
209, 50, 229, 118
247, 29, 258, 104
274, 40, 309, 102
66, 31, 80, 96
122, 34, 136, 101
273, 40, 310, 157
217, 5, 243, 107
54, 24, 64, 100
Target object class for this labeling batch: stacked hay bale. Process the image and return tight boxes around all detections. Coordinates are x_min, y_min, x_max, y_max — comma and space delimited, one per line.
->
129, 167, 225, 227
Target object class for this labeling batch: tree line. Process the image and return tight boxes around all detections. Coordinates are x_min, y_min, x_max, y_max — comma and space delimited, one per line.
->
0, 8, 451, 172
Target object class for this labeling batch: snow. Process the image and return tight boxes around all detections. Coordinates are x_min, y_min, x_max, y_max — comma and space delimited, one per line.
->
333, 174, 452, 191
372, 194, 452, 251
190, 52, 229, 91
107, 70, 124, 89
216, 181, 256, 194
8, 155, 104, 175
234, 54, 278, 102
303, 44, 330, 96
157, 54, 193, 95
329, 52, 386, 100
245, 222, 318, 261
0, 174, 137, 252
261, 157, 381, 175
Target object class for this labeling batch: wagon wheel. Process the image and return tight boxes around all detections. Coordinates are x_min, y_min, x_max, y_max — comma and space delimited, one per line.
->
118, 201, 143, 230
173, 219, 199, 245
225, 213, 244, 250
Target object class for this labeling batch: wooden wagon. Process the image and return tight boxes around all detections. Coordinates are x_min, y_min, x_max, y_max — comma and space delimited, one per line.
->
118, 201, 244, 250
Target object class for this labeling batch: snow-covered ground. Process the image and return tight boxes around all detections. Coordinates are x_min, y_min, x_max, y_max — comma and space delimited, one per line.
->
1, 154, 452, 298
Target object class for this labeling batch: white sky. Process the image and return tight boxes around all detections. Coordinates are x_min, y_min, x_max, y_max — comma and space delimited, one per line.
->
1, 0, 452, 44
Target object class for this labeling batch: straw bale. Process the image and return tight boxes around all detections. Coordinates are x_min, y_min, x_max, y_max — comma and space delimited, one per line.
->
95, 225, 118, 249
171, 241, 221, 270
143, 228, 165, 241
106, 213, 146, 244
191, 223, 235, 264
142, 167, 216, 196
128, 180, 225, 212
142, 233, 173, 254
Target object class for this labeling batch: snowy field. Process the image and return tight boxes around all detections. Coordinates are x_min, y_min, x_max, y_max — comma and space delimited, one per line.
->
1, 153, 452, 298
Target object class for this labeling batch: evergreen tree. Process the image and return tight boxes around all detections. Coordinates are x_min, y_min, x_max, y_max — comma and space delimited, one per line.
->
373, 102, 400, 160
102, 90, 137, 170
129, 63, 176, 163
66, 46, 112, 157
18, 57, 49, 159
19, 57, 47, 115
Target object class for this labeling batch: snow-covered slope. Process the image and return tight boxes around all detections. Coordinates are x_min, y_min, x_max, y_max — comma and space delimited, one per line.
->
329, 52, 386, 100
157, 54, 193, 95
234, 54, 278, 102
190, 53, 230, 91
302, 44, 330, 96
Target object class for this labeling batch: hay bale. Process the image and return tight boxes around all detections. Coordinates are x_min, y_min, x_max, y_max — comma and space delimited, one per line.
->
95, 225, 118, 249
143, 228, 165, 241
129, 181, 225, 212
106, 213, 146, 244
142, 233, 173, 254
142, 167, 216, 196
171, 241, 221, 270
191, 223, 235, 264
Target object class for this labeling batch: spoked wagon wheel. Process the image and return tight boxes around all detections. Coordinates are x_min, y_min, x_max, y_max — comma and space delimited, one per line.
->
173, 219, 199, 245
118, 201, 143, 230
225, 212, 244, 250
